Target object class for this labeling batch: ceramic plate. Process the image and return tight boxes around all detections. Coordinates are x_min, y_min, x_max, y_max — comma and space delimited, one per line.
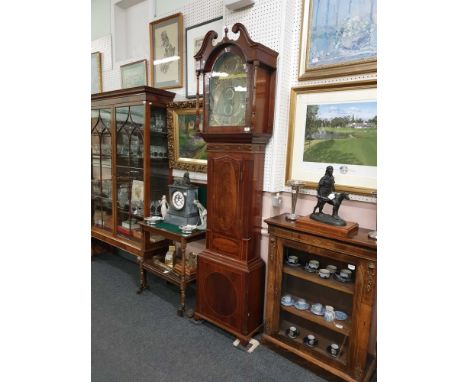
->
333, 273, 353, 283
335, 311, 348, 321
310, 304, 325, 315
285, 261, 301, 267
294, 302, 310, 310
144, 216, 162, 222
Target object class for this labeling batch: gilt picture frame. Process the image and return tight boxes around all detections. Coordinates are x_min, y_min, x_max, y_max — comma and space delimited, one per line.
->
167, 101, 206, 173
185, 16, 223, 98
120, 59, 148, 89
298, 0, 377, 80
286, 80, 377, 195
150, 13, 183, 89
91, 52, 102, 94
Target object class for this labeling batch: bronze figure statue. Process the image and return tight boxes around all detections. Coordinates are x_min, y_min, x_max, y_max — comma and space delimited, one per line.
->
310, 166, 349, 226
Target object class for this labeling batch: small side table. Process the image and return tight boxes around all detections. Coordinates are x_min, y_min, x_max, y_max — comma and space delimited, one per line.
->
139, 221, 206, 316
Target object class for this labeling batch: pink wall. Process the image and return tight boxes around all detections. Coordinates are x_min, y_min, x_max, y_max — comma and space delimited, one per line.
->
259, 191, 376, 262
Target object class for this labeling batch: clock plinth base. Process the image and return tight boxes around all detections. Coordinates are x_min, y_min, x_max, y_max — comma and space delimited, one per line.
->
164, 213, 199, 227
195, 250, 265, 343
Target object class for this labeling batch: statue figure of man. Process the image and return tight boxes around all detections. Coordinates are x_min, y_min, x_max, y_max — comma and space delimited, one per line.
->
317, 165, 335, 200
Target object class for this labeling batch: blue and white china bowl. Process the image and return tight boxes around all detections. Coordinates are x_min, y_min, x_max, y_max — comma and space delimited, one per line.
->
286, 260, 301, 267
304, 264, 317, 273
310, 303, 325, 315
335, 311, 348, 321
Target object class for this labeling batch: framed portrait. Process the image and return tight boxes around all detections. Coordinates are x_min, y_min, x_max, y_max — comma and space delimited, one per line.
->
120, 59, 147, 89
150, 13, 183, 89
167, 101, 206, 173
91, 52, 102, 94
286, 80, 377, 195
185, 16, 224, 98
298, 0, 377, 80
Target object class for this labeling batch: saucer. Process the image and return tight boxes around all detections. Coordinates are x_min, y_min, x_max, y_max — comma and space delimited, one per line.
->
286, 261, 301, 267
333, 273, 353, 283
144, 216, 163, 223
326, 345, 340, 358
310, 303, 325, 315
294, 301, 310, 310
303, 336, 318, 347
335, 311, 348, 321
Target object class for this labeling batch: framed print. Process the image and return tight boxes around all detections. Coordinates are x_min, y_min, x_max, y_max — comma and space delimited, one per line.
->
150, 13, 183, 89
185, 16, 224, 98
91, 52, 102, 94
167, 101, 206, 173
120, 59, 148, 89
286, 80, 377, 194
298, 0, 377, 80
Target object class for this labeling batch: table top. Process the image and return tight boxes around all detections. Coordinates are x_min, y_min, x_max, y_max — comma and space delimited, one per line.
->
139, 221, 206, 243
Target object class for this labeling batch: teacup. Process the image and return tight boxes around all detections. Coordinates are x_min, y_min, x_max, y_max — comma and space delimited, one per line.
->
318, 269, 330, 279
306, 334, 317, 346
330, 343, 340, 356
281, 294, 293, 304
326, 265, 337, 274
311, 303, 323, 314
308, 259, 320, 270
295, 298, 307, 308
287, 326, 299, 338
287, 255, 299, 265
340, 269, 352, 279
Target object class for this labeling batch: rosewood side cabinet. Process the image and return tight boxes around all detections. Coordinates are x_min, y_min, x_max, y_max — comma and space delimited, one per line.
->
263, 214, 377, 382
91, 86, 175, 257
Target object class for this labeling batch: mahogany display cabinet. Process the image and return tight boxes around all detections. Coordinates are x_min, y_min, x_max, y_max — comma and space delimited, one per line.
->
263, 214, 377, 382
91, 86, 175, 257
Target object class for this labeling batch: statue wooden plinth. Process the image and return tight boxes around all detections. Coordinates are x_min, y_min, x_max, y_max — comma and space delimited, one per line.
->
296, 216, 359, 236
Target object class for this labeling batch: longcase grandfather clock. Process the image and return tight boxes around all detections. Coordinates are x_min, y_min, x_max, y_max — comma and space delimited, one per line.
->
193, 23, 278, 344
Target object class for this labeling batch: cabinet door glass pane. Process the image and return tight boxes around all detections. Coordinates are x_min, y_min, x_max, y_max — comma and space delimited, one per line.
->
115, 105, 144, 241
91, 108, 113, 231
149, 106, 169, 216
208, 52, 247, 126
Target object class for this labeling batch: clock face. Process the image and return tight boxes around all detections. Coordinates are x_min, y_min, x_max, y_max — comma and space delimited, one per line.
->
171, 191, 185, 210
208, 52, 247, 127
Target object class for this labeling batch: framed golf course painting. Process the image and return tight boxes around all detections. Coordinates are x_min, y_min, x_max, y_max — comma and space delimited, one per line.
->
286, 80, 377, 194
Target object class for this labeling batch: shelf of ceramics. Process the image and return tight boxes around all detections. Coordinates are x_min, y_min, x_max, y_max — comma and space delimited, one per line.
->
278, 320, 347, 367
283, 265, 355, 295
142, 258, 196, 284
280, 305, 351, 336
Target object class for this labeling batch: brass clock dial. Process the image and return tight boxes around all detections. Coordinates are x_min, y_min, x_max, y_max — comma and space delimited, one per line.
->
208, 52, 247, 127
172, 190, 185, 210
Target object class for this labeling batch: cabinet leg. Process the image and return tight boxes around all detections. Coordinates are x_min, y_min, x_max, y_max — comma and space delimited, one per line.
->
137, 266, 148, 294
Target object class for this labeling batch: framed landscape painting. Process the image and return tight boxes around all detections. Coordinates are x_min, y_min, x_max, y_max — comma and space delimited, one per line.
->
185, 16, 223, 98
150, 13, 183, 89
298, 0, 377, 80
120, 59, 147, 89
286, 80, 377, 194
167, 101, 206, 173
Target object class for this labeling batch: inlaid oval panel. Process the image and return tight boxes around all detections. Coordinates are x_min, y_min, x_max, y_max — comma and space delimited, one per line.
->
205, 272, 237, 317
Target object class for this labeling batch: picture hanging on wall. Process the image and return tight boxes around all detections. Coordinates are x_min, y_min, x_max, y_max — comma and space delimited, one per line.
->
167, 100, 206, 173
298, 0, 377, 80
185, 16, 224, 98
150, 13, 183, 89
120, 59, 148, 89
286, 80, 377, 195
91, 52, 102, 94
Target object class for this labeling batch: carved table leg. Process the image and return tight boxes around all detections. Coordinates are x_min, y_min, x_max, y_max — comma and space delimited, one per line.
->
177, 241, 187, 316
137, 257, 148, 294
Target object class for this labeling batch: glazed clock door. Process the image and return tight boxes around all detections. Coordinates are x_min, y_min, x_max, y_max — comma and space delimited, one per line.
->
207, 50, 248, 129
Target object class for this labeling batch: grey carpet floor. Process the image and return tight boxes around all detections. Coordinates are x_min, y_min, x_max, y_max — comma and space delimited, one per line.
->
91, 253, 333, 382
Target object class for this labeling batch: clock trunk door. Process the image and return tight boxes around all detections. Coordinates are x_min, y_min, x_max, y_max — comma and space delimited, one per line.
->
208, 155, 246, 258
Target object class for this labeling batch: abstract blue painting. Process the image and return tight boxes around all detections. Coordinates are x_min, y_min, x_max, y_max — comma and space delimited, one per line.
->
307, 0, 377, 68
